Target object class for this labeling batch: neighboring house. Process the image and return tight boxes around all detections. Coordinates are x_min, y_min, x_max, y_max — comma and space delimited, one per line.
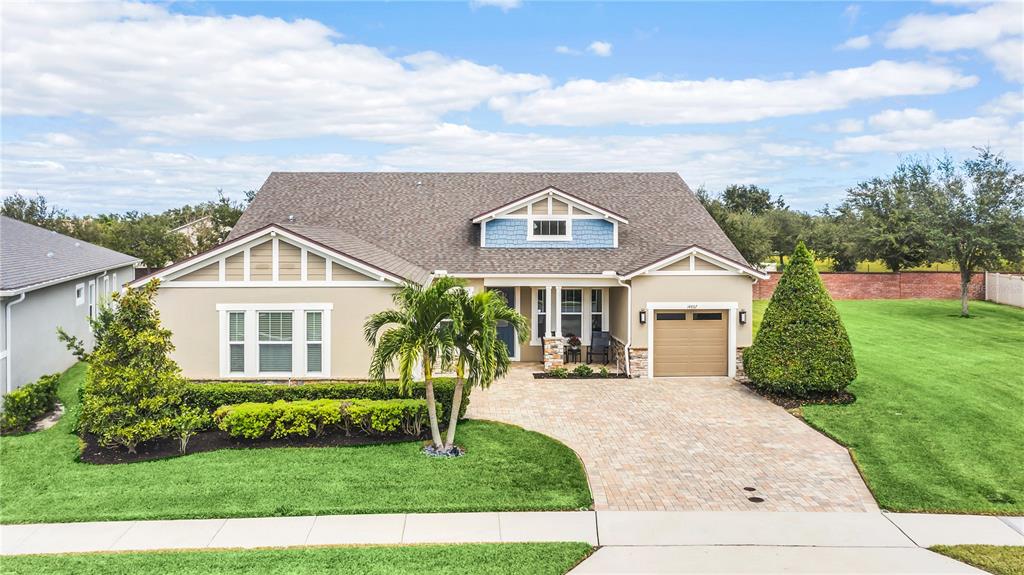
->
171, 215, 214, 246
0, 216, 139, 393
132, 173, 767, 379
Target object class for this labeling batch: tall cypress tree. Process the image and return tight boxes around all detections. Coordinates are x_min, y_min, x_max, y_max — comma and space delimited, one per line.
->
743, 241, 857, 397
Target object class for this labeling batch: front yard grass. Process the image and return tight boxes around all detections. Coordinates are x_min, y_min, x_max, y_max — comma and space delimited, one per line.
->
0, 363, 592, 524
931, 545, 1024, 575
1, 542, 595, 575
753, 299, 1023, 514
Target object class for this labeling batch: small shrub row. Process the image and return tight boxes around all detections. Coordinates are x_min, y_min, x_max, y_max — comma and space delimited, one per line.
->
0, 373, 61, 433
545, 365, 613, 379
213, 398, 434, 440
184, 378, 469, 422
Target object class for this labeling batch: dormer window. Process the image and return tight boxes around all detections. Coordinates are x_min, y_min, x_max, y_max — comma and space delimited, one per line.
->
530, 219, 569, 240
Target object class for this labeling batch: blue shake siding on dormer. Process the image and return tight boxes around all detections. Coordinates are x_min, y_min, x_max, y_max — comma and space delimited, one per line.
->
483, 218, 615, 248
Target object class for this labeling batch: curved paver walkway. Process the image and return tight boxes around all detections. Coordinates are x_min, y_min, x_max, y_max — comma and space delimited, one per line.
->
468, 366, 877, 512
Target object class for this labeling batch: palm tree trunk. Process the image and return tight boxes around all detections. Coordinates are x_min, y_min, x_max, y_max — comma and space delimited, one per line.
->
444, 364, 465, 450
423, 360, 443, 448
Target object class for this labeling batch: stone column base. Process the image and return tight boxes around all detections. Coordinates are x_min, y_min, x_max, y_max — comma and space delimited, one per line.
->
628, 347, 648, 378
543, 336, 565, 371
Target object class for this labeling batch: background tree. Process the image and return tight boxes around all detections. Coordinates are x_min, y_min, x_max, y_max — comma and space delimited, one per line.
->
721, 184, 786, 214
696, 187, 774, 266
844, 160, 931, 271
364, 277, 466, 452
917, 149, 1024, 316
443, 289, 528, 451
764, 209, 810, 269
102, 213, 189, 268
743, 241, 857, 397
807, 205, 861, 272
1, 193, 69, 232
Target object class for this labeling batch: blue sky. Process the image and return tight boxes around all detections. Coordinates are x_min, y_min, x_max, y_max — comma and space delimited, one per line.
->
2, 1, 1021, 214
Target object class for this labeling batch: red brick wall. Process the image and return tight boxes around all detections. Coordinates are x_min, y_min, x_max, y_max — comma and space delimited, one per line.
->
754, 272, 985, 300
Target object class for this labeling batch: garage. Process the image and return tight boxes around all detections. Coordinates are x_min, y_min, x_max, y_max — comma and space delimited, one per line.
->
652, 310, 729, 376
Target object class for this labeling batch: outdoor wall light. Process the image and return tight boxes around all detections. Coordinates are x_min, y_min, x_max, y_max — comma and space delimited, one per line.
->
639, 309, 647, 325
739, 310, 748, 325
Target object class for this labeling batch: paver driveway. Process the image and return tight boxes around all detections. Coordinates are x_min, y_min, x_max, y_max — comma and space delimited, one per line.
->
468, 366, 877, 512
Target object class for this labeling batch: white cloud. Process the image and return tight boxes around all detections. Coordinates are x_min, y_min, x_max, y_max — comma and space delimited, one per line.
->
884, 3, 1023, 81
2, 1, 548, 141
836, 119, 865, 133
983, 39, 1024, 82
981, 92, 1024, 117
885, 3, 1021, 51
868, 108, 936, 130
469, 0, 522, 10
492, 60, 977, 126
837, 35, 871, 50
843, 4, 862, 24
587, 41, 613, 57
554, 45, 580, 55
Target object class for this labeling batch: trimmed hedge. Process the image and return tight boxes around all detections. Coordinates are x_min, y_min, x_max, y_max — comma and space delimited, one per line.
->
213, 398, 433, 439
743, 241, 857, 397
0, 373, 61, 433
183, 378, 469, 422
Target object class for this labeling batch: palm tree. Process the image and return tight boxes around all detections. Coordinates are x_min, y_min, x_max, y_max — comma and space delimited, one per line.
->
364, 277, 466, 450
443, 289, 529, 452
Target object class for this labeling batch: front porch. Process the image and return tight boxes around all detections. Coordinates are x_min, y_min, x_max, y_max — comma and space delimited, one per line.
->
472, 280, 629, 374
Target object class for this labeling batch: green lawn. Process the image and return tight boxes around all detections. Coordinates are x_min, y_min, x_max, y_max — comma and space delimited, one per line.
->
753, 299, 1024, 514
0, 364, 592, 524
931, 545, 1024, 575
1, 543, 594, 575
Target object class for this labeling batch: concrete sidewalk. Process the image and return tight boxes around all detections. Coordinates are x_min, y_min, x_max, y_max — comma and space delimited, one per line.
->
2, 510, 1020, 573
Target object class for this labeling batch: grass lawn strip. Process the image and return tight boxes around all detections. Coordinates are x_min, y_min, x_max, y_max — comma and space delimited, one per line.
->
753, 299, 1023, 515
0, 364, 592, 524
1, 542, 595, 575
931, 545, 1024, 575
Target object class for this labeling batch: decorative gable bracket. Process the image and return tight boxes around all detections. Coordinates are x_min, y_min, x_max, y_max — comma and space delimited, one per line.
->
470, 186, 629, 225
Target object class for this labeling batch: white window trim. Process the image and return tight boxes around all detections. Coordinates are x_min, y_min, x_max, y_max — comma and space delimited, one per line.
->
530, 287, 608, 346
526, 216, 573, 242
305, 310, 324, 375
87, 280, 96, 319
217, 303, 333, 378
75, 283, 85, 306
560, 288, 584, 340
645, 301, 738, 379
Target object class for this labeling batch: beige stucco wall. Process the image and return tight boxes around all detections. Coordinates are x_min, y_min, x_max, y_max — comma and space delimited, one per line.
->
155, 285, 399, 380
608, 285, 629, 342
629, 274, 754, 348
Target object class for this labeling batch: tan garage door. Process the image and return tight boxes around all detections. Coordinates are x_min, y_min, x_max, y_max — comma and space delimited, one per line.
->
653, 310, 728, 376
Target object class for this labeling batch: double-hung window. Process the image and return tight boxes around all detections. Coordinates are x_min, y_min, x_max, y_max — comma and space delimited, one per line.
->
228, 312, 245, 373
590, 289, 604, 332
560, 289, 583, 338
258, 311, 293, 373
306, 311, 323, 374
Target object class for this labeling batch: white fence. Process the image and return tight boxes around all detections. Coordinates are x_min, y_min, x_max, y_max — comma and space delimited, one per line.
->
985, 272, 1024, 308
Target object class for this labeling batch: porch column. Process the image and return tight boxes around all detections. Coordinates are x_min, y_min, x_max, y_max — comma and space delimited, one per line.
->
543, 284, 565, 371
554, 286, 562, 337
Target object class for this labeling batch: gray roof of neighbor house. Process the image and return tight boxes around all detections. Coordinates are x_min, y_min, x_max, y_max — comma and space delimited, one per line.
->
0, 216, 140, 293
229, 172, 748, 278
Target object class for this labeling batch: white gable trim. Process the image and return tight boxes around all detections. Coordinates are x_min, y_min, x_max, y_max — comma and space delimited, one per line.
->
624, 246, 769, 280
130, 226, 404, 288
471, 187, 628, 224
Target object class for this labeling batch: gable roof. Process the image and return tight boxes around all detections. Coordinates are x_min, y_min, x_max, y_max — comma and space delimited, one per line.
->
130, 223, 427, 286
471, 186, 629, 224
0, 216, 140, 294
229, 172, 749, 277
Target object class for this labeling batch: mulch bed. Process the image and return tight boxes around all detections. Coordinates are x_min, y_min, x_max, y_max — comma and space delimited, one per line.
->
738, 378, 856, 409
79, 428, 429, 465
533, 372, 630, 380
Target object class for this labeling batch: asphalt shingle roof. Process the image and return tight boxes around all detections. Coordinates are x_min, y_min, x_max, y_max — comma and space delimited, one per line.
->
0, 216, 139, 292
229, 172, 747, 279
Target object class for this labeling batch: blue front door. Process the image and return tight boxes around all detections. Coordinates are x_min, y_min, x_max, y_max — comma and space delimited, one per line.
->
489, 287, 517, 358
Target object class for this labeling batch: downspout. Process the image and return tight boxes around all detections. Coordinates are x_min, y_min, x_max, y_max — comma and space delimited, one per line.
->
4, 293, 27, 394
615, 276, 632, 377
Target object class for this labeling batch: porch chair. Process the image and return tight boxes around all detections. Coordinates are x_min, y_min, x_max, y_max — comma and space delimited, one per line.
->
587, 331, 610, 365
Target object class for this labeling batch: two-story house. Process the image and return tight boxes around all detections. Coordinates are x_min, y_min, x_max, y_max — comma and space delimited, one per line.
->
134, 173, 767, 379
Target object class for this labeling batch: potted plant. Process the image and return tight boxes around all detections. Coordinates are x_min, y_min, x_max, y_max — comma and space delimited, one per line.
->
566, 334, 581, 351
